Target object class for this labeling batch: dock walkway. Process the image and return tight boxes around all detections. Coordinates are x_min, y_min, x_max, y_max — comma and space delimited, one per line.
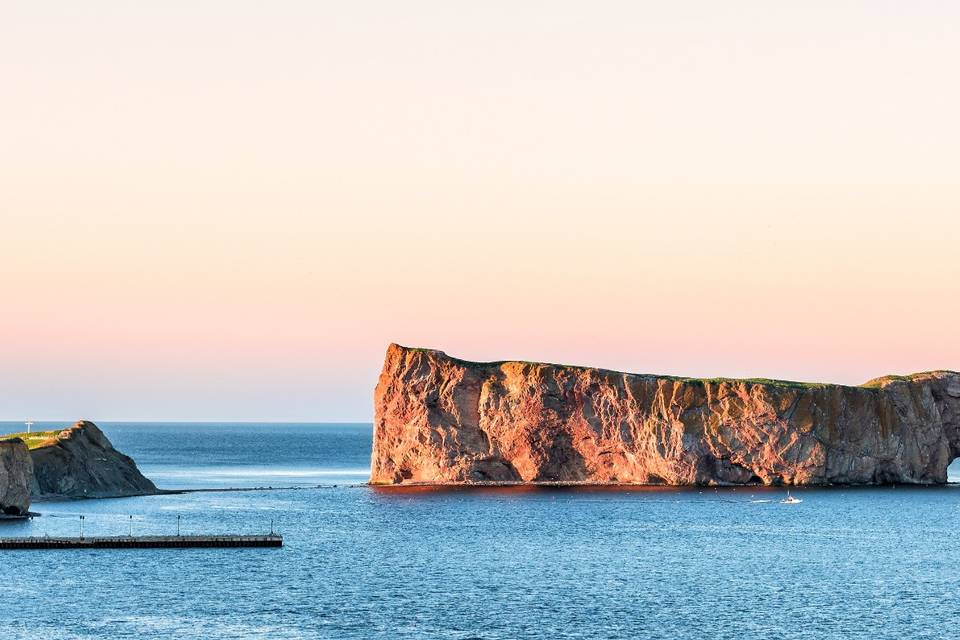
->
0, 534, 283, 549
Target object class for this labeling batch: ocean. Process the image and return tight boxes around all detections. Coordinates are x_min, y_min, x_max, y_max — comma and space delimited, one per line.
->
2, 422, 960, 639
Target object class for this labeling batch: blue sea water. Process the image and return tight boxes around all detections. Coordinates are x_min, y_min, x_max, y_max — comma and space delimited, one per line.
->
3, 422, 960, 639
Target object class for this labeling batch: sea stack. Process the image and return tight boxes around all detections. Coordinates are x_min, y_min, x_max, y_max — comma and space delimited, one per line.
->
371, 344, 960, 486
0, 439, 33, 515
28, 421, 157, 499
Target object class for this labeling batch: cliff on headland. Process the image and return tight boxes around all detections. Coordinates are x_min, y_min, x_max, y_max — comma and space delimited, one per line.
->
0, 440, 33, 515
372, 344, 960, 486
29, 421, 157, 499
1, 421, 157, 500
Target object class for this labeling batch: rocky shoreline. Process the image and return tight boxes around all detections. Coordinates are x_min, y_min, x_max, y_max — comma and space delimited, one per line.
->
0, 421, 157, 513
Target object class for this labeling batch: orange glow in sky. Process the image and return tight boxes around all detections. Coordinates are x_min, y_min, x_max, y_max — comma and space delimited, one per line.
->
2, 2, 959, 420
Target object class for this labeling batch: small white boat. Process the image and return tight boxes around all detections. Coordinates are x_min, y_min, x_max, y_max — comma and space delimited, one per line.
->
780, 490, 802, 505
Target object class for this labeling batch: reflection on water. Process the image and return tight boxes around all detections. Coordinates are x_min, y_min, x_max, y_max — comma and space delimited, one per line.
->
147, 466, 369, 488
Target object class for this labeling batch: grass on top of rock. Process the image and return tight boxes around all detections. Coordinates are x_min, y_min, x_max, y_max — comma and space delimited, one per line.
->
861, 371, 959, 389
0, 429, 63, 450
671, 376, 831, 389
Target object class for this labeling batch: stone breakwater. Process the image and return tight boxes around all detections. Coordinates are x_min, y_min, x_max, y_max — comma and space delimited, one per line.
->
371, 344, 960, 486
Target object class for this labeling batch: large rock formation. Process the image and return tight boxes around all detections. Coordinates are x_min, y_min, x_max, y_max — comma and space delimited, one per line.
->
0, 439, 33, 515
29, 421, 157, 499
372, 344, 960, 486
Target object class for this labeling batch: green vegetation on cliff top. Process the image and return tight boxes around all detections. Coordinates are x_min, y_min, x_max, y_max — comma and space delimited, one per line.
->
0, 429, 63, 450
860, 371, 957, 388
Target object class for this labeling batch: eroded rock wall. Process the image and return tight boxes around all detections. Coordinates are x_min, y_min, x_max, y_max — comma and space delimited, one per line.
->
371, 344, 960, 486
0, 439, 33, 515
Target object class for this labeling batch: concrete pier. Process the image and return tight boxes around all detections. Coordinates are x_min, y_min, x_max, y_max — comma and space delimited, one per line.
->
0, 534, 283, 549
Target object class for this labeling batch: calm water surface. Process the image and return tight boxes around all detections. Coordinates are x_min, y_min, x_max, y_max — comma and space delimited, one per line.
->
2, 422, 960, 639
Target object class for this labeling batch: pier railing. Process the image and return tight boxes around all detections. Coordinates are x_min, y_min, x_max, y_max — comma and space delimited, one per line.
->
0, 534, 283, 549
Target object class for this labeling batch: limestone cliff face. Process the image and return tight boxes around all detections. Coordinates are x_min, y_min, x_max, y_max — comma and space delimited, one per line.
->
371, 344, 960, 486
30, 421, 157, 499
0, 440, 33, 515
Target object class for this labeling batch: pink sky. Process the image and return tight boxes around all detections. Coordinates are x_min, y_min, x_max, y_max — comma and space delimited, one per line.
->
2, 2, 959, 420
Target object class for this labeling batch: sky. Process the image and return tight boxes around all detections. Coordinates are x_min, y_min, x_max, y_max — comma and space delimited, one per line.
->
2, 1, 959, 421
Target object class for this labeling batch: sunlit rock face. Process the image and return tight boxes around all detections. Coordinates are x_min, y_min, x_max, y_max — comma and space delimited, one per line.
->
371, 344, 960, 486
0, 440, 33, 515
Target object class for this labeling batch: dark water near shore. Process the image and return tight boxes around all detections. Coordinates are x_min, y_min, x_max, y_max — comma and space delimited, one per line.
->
3, 422, 960, 639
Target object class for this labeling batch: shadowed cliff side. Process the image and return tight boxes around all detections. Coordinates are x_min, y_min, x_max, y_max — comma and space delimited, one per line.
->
28, 421, 158, 500
0, 440, 32, 515
371, 344, 960, 486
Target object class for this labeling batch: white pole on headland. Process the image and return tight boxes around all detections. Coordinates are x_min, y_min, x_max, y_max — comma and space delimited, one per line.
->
177, 514, 181, 537
25, 420, 34, 434
129, 515, 133, 537
79, 515, 85, 539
